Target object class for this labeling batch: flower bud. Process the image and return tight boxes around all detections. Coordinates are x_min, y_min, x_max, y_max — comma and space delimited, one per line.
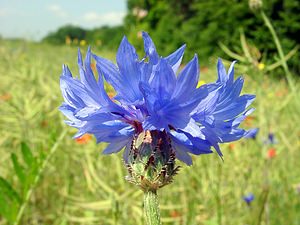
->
125, 130, 180, 192
249, 0, 263, 11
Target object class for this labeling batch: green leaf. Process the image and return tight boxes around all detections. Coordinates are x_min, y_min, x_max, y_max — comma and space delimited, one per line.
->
21, 142, 35, 168
11, 153, 26, 184
0, 189, 9, 220
0, 177, 21, 204
0, 189, 20, 223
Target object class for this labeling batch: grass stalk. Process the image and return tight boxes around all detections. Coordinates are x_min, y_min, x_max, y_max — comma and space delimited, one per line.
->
260, 10, 295, 92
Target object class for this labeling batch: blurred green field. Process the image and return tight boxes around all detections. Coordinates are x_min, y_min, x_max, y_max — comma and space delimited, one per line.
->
0, 39, 300, 225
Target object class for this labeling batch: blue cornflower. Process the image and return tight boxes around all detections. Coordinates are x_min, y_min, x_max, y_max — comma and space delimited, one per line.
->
264, 132, 278, 145
59, 32, 255, 165
243, 193, 255, 205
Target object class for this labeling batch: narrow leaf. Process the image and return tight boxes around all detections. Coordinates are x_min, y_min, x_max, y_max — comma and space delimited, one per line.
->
0, 177, 21, 204
11, 153, 26, 184
21, 142, 34, 167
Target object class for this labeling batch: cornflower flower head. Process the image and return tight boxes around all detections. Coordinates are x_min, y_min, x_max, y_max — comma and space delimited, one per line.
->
59, 32, 255, 190
264, 132, 278, 145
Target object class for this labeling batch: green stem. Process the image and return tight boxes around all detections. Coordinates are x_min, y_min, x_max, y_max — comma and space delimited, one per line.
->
260, 10, 295, 92
144, 190, 161, 225
13, 130, 67, 225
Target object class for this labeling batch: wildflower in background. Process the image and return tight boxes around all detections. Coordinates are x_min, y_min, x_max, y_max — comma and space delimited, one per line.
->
170, 210, 181, 218
80, 40, 87, 47
275, 88, 288, 98
244, 115, 255, 127
243, 193, 254, 205
75, 134, 92, 144
267, 148, 276, 159
257, 62, 265, 71
264, 132, 278, 145
65, 36, 71, 45
0, 93, 12, 101
73, 38, 78, 45
229, 143, 235, 150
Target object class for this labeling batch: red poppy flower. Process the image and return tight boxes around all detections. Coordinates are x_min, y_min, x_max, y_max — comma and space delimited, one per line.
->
267, 148, 276, 159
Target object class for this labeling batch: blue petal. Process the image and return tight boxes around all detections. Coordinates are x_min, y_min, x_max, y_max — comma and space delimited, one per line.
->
62, 64, 72, 77
139, 61, 154, 83
75, 119, 133, 140
102, 138, 131, 154
244, 128, 259, 139
216, 76, 244, 109
192, 86, 220, 121
170, 130, 212, 155
142, 31, 159, 64
93, 53, 141, 105
165, 44, 186, 73
227, 60, 237, 84
92, 54, 121, 89
116, 36, 143, 103
170, 134, 193, 165
77, 48, 111, 107
220, 128, 246, 142
60, 75, 100, 107
180, 118, 206, 138
172, 54, 199, 102
213, 94, 255, 120
59, 103, 84, 128
217, 58, 228, 83
199, 127, 223, 156
170, 130, 213, 165
149, 58, 176, 98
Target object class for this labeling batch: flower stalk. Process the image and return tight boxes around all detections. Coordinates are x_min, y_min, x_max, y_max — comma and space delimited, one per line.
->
144, 190, 161, 225
260, 10, 295, 92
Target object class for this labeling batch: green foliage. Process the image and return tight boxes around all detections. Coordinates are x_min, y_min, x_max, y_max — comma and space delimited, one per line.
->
42, 25, 86, 45
86, 26, 125, 50
42, 25, 125, 51
0, 142, 39, 224
125, 0, 300, 74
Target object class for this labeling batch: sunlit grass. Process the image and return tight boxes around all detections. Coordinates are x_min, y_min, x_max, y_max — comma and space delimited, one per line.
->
0, 39, 299, 225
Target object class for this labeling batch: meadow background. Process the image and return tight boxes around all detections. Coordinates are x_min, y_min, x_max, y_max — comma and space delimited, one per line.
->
0, 0, 300, 224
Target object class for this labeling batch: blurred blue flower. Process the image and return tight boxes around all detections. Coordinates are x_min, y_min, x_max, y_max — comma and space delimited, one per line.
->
243, 193, 255, 205
268, 132, 277, 144
264, 132, 278, 145
59, 32, 255, 165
